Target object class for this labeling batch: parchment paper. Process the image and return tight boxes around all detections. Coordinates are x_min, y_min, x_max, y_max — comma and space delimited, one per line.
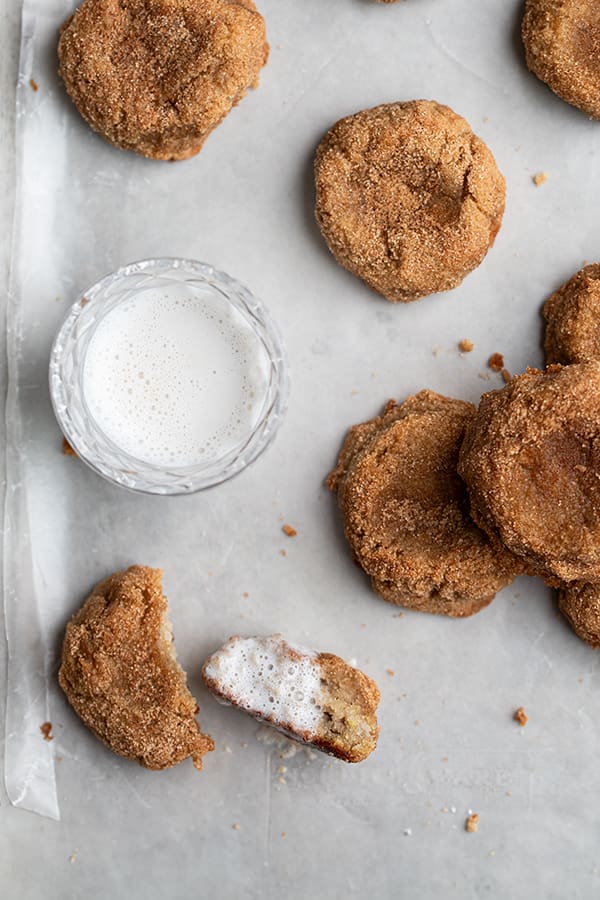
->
4, 0, 600, 896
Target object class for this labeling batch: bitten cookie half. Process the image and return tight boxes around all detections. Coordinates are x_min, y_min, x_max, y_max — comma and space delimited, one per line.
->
58, 0, 269, 160
522, 0, 600, 120
458, 364, 600, 585
59, 566, 214, 770
314, 100, 505, 302
327, 391, 522, 616
202, 634, 380, 763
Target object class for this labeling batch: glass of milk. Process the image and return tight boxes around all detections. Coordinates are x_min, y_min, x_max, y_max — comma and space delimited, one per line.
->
49, 258, 289, 494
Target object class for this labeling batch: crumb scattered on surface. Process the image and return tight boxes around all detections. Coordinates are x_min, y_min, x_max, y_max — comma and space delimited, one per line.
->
243, 592, 249, 598
40, 722, 53, 741
281, 831, 287, 838
386, 668, 395, 676
459, 339, 474, 353
62, 437, 77, 457
232, 823, 241, 831
501, 368, 511, 384
393, 612, 405, 618
514, 706, 528, 727
414, 719, 421, 726
532, 172, 548, 186
466, 813, 479, 833
282, 524, 297, 537
29, 78, 39, 91
478, 372, 491, 381
432, 347, 442, 357
68, 849, 79, 864
279, 549, 287, 557
488, 353, 504, 372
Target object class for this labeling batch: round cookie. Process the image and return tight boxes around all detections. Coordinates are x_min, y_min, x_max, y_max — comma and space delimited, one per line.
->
559, 582, 600, 647
544, 264, 600, 364
522, 0, 600, 120
58, 0, 269, 160
314, 100, 505, 303
458, 363, 600, 584
327, 391, 522, 616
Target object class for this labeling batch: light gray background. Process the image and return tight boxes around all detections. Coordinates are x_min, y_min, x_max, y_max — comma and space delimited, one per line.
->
2, 1, 600, 898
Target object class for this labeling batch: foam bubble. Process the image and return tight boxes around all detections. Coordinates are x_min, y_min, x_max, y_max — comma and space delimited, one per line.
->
82, 285, 270, 467
203, 635, 323, 735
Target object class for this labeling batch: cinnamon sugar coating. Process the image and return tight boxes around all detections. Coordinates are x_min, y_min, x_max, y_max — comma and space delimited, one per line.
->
59, 566, 214, 770
327, 391, 521, 616
544, 264, 600, 364
314, 101, 505, 303
458, 364, 600, 584
559, 581, 600, 647
523, 0, 600, 120
58, 0, 268, 160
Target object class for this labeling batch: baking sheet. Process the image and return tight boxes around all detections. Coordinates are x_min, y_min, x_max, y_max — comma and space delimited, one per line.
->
4, 0, 600, 895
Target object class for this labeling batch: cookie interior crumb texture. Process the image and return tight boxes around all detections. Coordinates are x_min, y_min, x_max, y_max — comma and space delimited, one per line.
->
59, 565, 214, 770
58, 0, 269, 160
314, 100, 505, 303
522, 0, 600, 120
202, 634, 380, 763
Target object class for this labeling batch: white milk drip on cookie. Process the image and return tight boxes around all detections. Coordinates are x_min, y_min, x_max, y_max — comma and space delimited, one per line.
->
82, 284, 270, 467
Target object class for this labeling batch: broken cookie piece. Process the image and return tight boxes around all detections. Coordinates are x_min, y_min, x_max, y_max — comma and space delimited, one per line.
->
59, 566, 214, 770
202, 634, 380, 762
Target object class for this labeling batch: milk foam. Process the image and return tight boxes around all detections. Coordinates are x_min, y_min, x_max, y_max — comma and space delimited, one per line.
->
203, 635, 323, 735
82, 285, 270, 467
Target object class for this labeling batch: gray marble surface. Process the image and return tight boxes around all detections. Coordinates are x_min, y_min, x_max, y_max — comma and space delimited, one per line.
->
2, 1, 600, 898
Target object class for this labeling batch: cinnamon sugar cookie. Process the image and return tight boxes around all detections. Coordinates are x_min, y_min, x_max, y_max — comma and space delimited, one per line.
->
544, 264, 600, 364
559, 582, 600, 647
58, 0, 268, 160
327, 391, 521, 616
203, 634, 380, 762
314, 101, 505, 302
458, 364, 600, 584
59, 566, 214, 770
522, 0, 600, 119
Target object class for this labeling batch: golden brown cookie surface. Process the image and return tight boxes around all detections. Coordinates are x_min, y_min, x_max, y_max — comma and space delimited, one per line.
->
544, 264, 600, 364
58, 0, 268, 160
522, 0, 600, 119
327, 391, 521, 616
458, 364, 600, 584
559, 581, 600, 647
314, 101, 505, 303
59, 566, 214, 770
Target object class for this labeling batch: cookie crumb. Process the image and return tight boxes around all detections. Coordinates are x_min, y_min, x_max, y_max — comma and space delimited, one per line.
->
386, 668, 395, 676
501, 368, 512, 384
459, 339, 474, 353
279, 549, 287, 557
282, 524, 297, 537
488, 353, 504, 372
40, 722, 53, 741
281, 831, 287, 838
432, 347, 442, 357
29, 78, 39, 92
243, 592, 249, 598
532, 172, 548, 186
232, 823, 241, 831
68, 849, 79, 864
514, 706, 528, 727
62, 437, 77, 457
465, 813, 479, 833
